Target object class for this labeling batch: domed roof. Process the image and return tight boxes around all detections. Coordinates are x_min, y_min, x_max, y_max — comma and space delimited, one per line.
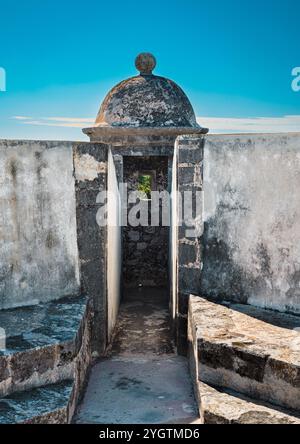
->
95, 53, 200, 129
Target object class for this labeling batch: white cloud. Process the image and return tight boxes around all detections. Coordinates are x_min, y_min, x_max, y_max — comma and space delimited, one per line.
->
13, 116, 33, 120
39, 117, 94, 123
197, 115, 300, 134
12, 115, 300, 133
12, 116, 94, 128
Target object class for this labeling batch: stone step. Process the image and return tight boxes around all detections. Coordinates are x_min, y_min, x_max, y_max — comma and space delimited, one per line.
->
0, 295, 91, 399
197, 381, 300, 424
188, 296, 300, 412
0, 380, 74, 424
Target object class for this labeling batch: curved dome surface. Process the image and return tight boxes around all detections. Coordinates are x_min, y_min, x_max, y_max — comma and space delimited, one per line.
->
95, 74, 199, 129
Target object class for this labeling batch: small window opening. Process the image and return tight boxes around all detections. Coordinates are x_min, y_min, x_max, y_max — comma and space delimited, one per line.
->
138, 171, 156, 199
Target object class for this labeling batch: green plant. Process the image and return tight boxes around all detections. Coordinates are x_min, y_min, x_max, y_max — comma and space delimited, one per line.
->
138, 174, 152, 198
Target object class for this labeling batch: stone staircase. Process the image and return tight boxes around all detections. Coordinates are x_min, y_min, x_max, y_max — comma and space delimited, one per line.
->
188, 296, 300, 424
0, 295, 92, 424
0, 380, 74, 424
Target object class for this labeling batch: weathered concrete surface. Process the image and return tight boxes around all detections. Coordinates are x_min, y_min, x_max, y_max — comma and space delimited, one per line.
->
202, 133, 300, 314
75, 288, 199, 424
0, 140, 80, 309
75, 356, 198, 424
197, 382, 300, 424
189, 296, 300, 411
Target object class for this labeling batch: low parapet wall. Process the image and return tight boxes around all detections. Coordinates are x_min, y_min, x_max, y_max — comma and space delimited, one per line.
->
202, 133, 300, 314
176, 133, 300, 352
0, 140, 80, 309
2, 132, 300, 355
0, 139, 109, 356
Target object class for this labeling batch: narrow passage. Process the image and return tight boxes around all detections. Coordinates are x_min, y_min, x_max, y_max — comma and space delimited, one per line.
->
74, 288, 199, 424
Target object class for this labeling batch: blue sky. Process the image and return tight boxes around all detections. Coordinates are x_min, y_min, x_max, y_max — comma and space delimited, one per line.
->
0, 0, 300, 140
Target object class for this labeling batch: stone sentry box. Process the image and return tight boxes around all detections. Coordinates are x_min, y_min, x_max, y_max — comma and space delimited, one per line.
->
83, 53, 208, 353
0, 54, 207, 359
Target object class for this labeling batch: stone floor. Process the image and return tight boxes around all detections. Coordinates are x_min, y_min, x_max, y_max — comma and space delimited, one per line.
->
108, 287, 174, 356
74, 287, 199, 424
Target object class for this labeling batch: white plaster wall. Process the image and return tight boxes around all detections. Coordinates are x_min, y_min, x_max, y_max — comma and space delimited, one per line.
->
0, 140, 80, 309
170, 143, 178, 321
107, 149, 122, 340
202, 133, 300, 314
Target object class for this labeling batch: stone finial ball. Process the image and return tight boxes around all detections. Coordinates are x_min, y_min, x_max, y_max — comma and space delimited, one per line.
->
135, 53, 156, 75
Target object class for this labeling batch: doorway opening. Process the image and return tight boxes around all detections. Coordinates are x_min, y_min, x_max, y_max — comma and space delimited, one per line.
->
111, 155, 172, 352
106, 152, 176, 355
122, 156, 169, 290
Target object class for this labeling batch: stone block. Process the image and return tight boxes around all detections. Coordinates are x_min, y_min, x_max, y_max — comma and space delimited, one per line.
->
57, 341, 76, 366
176, 314, 188, 356
197, 382, 300, 424
0, 357, 9, 382
179, 242, 198, 265
189, 296, 300, 411
178, 147, 203, 164
137, 242, 147, 250
178, 291, 190, 316
178, 166, 195, 185
128, 231, 140, 242
178, 266, 201, 295
10, 347, 56, 384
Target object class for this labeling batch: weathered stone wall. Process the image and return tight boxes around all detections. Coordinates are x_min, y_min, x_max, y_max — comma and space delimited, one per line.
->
175, 135, 204, 354
73, 143, 108, 355
123, 156, 169, 288
0, 139, 118, 355
202, 133, 300, 315
0, 140, 80, 309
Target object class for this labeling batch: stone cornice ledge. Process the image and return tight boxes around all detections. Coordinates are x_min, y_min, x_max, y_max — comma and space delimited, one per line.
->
83, 125, 208, 138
